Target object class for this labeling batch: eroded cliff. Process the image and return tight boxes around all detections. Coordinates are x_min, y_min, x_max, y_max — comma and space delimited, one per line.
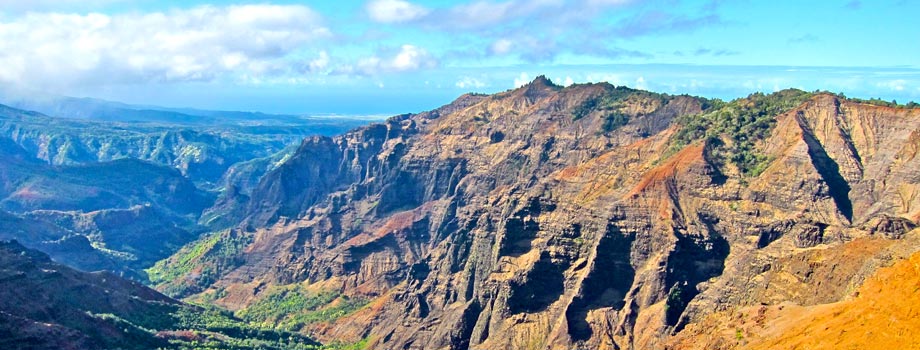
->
154, 78, 920, 349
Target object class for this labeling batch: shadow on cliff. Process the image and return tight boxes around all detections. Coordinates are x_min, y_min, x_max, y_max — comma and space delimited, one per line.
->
565, 224, 636, 341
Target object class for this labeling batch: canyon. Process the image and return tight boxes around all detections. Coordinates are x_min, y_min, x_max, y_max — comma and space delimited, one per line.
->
1, 78, 919, 349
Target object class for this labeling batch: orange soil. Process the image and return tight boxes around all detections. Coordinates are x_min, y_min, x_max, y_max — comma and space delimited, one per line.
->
628, 143, 704, 196
745, 250, 920, 350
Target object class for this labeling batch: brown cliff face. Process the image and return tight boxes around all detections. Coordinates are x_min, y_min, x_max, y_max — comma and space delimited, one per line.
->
159, 78, 920, 349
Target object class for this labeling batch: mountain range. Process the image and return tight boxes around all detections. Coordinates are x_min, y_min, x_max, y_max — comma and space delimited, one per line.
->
2, 77, 920, 349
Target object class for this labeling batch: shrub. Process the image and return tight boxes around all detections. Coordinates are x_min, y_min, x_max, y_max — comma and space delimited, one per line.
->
237, 286, 369, 332
601, 113, 629, 133
668, 89, 813, 177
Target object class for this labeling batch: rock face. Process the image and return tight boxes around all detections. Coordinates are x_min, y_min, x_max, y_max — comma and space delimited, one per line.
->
161, 78, 920, 349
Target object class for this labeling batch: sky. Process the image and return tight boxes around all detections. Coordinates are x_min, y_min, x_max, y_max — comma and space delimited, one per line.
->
0, 0, 918, 115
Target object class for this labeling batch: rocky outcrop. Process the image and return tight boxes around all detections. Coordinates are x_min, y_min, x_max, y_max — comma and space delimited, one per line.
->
158, 79, 920, 349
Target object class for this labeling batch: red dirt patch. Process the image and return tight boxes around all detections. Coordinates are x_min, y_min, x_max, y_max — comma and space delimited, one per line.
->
628, 143, 704, 197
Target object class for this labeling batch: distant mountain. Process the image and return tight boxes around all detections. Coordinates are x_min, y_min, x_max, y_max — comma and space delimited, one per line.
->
0, 101, 369, 187
6, 79, 920, 349
0, 144, 211, 214
0, 240, 320, 350
0, 137, 212, 277
151, 78, 920, 349
2, 94, 338, 126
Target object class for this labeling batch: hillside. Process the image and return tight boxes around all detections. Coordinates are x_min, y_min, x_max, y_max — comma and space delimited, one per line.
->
744, 248, 920, 350
0, 240, 321, 350
149, 77, 920, 349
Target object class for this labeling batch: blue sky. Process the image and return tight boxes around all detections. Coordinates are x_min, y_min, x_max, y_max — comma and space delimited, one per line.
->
0, 0, 917, 115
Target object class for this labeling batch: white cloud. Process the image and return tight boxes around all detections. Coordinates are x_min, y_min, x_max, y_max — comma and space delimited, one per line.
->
563, 76, 574, 87
877, 79, 907, 92
634, 76, 648, 90
456, 76, 486, 89
585, 73, 624, 85
366, 0, 430, 23
309, 51, 330, 72
514, 72, 531, 88
391, 45, 433, 71
0, 5, 330, 90
490, 39, 514, 55
0, 0, 123, 13
349, 44, 437, 75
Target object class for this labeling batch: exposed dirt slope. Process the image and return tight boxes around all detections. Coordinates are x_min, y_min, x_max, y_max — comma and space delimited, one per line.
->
667, 233, 920, 350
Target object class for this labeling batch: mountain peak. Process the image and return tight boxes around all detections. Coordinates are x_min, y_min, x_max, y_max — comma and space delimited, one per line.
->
529, 75, 557, 88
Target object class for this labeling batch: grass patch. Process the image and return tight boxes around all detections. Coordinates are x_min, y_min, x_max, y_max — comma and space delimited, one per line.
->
146, 230, 251, 297
237, 285, 369, 332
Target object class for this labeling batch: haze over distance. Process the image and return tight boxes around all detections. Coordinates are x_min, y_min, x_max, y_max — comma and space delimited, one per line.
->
0, 0, 917, 115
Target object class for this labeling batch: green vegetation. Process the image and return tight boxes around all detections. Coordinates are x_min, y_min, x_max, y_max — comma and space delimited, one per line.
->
164, 305, 322, 350
146, 230, 252, 297
147, 233, 220, 283
729, 202, 739, 212
843, 96, 920, 109
664, 284, 687, 325
87, 290, 328, 350
237, 285, 369, 332
572, 96, 601, 121
569, 85, 670, 136
100, 302, 370, 350
571, 86, 649, 121
668, 89, 814, 177
602, 113, 630, 133
321, 338, 370, 350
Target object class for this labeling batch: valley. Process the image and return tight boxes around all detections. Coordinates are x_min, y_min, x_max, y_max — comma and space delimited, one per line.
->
0, 101, 369, 279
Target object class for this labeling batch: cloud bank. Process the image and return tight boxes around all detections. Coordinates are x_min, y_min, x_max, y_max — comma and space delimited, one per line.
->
0, 5, 331, 89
